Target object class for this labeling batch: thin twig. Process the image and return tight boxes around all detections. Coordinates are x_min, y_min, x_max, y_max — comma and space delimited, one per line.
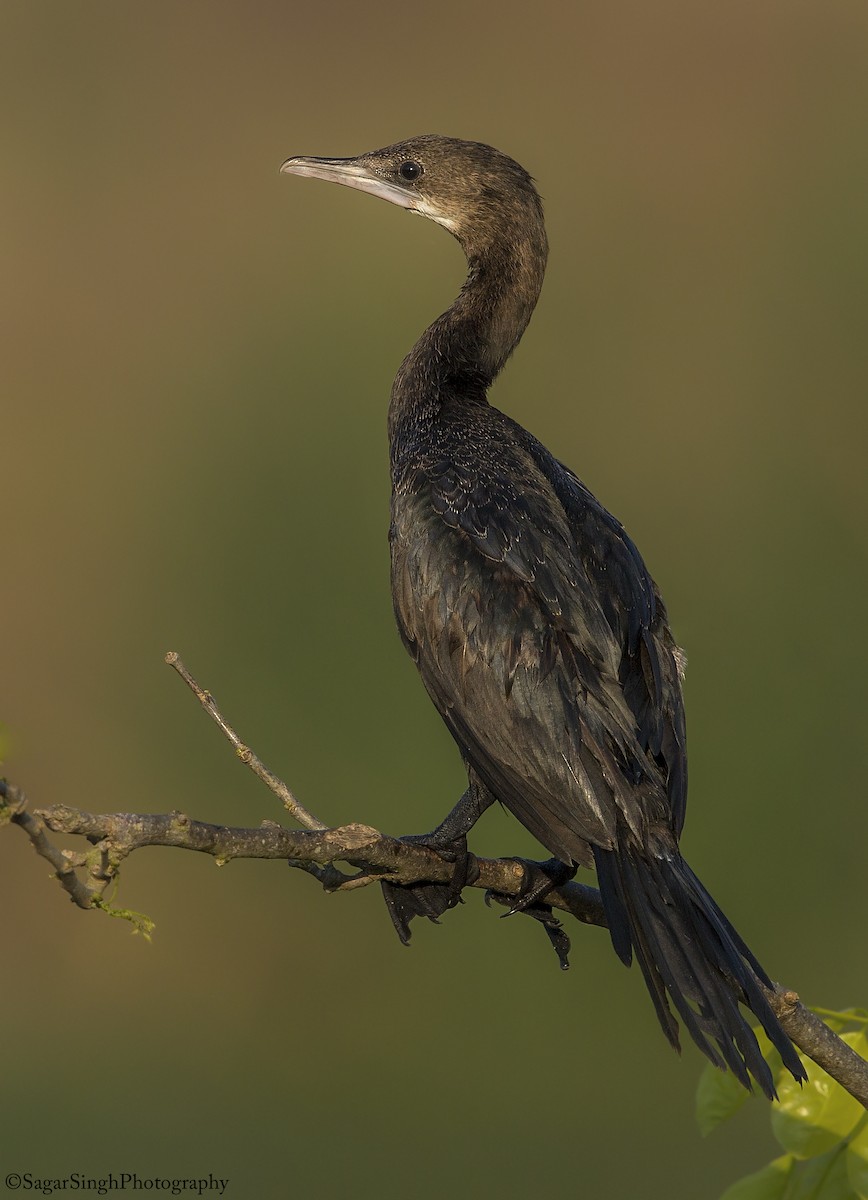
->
164, 652, 326, 831
0, 781, 100, 909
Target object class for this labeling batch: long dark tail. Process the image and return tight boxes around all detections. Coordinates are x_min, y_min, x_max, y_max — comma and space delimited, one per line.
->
592, 842, 806, 1098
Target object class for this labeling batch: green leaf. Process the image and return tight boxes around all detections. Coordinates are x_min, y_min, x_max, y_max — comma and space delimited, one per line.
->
846, 1120, 868, 1198
697, 1061, 749, 1135
810, 1008, 868, 1030
785, 1144, 853, 1200
719, 1155, 794, 1200
771, 1034, 865, 1159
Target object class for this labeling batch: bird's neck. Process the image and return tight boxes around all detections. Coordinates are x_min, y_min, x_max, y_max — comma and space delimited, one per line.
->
388, 225, 548, 451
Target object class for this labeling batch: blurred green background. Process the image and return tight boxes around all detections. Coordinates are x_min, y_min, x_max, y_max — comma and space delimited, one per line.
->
3, 1, 867, 1196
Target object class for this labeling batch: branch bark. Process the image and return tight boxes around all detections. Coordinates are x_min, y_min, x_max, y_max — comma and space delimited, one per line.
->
2, 654, 866, 1111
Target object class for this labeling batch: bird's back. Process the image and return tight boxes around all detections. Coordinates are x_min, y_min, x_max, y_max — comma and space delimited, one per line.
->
389, 399, 688, 864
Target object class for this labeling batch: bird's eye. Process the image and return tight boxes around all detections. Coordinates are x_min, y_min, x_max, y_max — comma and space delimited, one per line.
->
398, 161, 423, 181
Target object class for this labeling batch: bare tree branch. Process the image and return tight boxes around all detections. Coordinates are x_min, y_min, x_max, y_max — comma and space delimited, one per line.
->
2, 655, 866, 1110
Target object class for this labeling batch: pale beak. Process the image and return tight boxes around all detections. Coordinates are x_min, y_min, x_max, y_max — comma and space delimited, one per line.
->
280, 156, 416, 211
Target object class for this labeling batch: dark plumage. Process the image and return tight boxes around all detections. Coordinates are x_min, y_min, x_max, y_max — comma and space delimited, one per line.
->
281, 135, 805, 1097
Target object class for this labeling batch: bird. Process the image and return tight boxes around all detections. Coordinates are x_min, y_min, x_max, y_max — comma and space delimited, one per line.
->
280, 135, 806, 1097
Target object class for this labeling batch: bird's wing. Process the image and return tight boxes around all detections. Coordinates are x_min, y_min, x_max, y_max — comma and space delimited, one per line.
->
392, 432, 683, 861
544, 454, 688, 837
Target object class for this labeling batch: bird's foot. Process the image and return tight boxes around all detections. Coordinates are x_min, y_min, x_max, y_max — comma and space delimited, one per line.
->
486, 857, 575, 970
380, 832, 478, 946
501, 856, 576, 913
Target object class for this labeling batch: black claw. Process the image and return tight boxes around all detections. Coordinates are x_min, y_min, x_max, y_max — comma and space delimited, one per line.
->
486, 857, 574, 969
533, 907, 572, 970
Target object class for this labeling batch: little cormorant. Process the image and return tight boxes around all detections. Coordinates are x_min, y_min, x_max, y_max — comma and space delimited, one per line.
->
281, 135, 805, 1097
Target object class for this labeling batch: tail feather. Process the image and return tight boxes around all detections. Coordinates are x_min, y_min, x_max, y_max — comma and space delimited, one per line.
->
593, 842, 807, 1098
675, 858, 805, 1080
642, 853, 768, 1090
604, 849, 753, 1087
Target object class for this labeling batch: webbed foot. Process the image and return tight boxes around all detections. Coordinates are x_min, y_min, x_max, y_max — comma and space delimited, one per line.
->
380, 832, 479, 946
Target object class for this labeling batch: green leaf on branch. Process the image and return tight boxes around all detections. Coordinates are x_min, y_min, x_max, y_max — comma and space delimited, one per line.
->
784, 1144, 851, 1200
706, 1008, 868, 1200
846, 1120, 868, 1198
771, 1033, 866, 1160
696, 1022, 789, 1137
697, 1061, 750, 1135
719, 1155, 794, 1200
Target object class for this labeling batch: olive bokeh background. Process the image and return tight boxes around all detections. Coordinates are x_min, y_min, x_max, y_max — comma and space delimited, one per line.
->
3, 2, 867, 1196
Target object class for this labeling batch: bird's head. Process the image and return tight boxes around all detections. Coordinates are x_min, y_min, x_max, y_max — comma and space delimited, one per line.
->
280, 134, 544, 255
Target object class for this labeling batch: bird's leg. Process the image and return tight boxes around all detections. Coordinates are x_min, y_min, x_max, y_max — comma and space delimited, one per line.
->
380, 781, 494, 945
486, 857, 576, 970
